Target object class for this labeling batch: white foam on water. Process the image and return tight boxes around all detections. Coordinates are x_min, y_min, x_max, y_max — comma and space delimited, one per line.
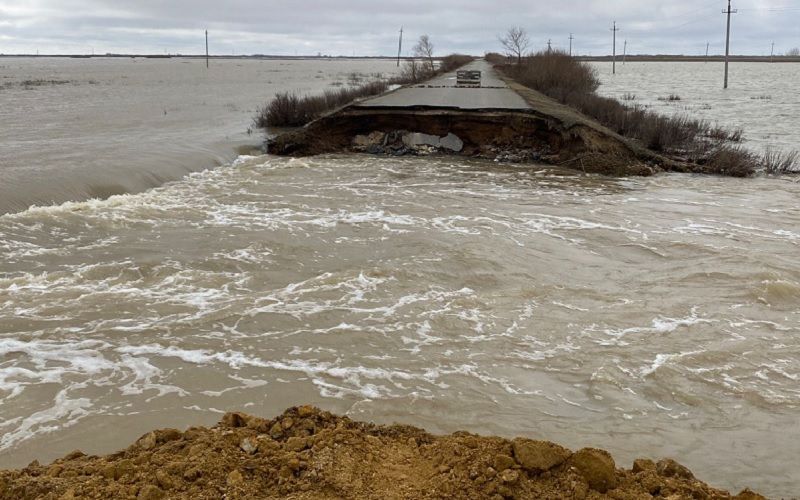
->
0, 389, 92, 450
640, 350, 705, 377
0, 339, 116, 389
1, 151, 800, 495
586, 307, 713, 344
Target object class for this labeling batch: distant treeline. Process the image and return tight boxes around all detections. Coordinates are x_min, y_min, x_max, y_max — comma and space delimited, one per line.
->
579, 55, 800, 63
0, 54, 466, 61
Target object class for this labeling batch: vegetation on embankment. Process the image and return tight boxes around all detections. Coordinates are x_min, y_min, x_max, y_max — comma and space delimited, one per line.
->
0, 406, 765, 500
489, 50, 799, 177
254, 54, 474, 129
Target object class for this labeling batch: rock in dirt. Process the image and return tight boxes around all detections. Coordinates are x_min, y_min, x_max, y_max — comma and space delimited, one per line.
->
511, 438, 571, 473
568, 448, 618, 493
657, 458, 695, 479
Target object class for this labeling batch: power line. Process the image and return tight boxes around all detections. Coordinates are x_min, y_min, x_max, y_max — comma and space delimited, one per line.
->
623, 40, 627, 64
397, 27, 403, 67
658, 0, 723, 22
611, 21, 620, 75
723, 0, 737, 89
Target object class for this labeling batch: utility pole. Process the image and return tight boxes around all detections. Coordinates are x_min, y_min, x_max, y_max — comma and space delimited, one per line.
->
611, 21, 620, 74
723, 0, 737, 89
547, 39, 552, 53
205, 30, 209, 68
397, 27, 403, 67
771, 41, 775, 63
623, 40, 627, 64
569, 33, 574, 56
705, 42, 710, 62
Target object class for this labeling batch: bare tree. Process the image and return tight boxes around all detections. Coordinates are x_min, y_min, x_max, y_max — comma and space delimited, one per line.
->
787, 47, 800, 57
413, 35, 435, 71
499, 27, 530, 64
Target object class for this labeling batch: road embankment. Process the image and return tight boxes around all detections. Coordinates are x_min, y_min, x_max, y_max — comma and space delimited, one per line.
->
267, 60, 714, 176
0, 406, 764, 499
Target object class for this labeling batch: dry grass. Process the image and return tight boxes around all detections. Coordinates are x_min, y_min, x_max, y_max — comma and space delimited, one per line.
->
508, 50, 600, 103
702, 146, 760, 177
439, 54, 475, 73
762, 148, 800, 175
254, 80, 390, 128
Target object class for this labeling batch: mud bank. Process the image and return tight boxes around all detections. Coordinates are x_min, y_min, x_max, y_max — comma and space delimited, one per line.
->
265, 79, 740, 178
0, 407, 763, 499
268, 106, 667, 176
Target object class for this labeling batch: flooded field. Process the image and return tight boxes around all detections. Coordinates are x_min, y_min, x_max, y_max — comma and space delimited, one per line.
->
1, 59, 799, 497
0, 57, 401, 213
593, 60, 800, 153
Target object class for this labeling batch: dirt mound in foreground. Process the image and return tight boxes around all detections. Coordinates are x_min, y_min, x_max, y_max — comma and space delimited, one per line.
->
0, 406, 764, 499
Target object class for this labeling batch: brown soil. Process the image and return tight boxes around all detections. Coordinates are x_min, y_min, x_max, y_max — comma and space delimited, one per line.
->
268, 106, 663, 177
0, 406, 764, 500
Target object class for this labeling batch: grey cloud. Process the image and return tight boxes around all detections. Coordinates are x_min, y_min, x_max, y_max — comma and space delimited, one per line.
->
0, 0, 797, 55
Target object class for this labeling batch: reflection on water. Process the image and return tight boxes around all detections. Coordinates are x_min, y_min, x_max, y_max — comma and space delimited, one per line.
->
1, 155, 799, 497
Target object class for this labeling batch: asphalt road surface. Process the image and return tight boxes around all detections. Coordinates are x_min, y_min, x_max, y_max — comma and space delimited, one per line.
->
356, 60, 531, 110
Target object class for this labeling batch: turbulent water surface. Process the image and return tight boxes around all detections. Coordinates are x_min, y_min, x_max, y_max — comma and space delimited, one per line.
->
1, 60, 799, 497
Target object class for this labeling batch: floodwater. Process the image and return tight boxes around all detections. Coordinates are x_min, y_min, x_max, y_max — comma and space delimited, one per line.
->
593, 61, 800, 153
0, 57, 401, 213
1, 60, 799, 498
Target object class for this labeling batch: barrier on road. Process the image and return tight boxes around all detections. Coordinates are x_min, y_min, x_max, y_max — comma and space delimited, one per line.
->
457, 70, 482, 87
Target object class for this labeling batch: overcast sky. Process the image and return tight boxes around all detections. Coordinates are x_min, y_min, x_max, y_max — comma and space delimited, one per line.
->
0, 0, 798, 56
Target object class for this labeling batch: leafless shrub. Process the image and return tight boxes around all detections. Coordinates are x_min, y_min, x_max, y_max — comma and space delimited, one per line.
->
657, 94, 682, 102
507, 50, 600, 101
622, 93, 636, 101
699, 146, 758, 177
484, 52, 507, 64
395, 59, 434, 84
707, 126, 743, 143
255, 80, 390, 128
499, 27, 531, 65
413, 35, 435, 72
439, 54, 474, 73
762, 148, 800, 175
347, 72, 363, 85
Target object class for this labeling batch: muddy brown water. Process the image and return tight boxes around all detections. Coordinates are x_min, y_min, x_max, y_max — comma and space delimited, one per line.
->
1, 59, 799, 497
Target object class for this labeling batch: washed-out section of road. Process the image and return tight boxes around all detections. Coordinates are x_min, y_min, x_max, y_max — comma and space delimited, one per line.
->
356, 60, 531, 110
269, 59, 677, 176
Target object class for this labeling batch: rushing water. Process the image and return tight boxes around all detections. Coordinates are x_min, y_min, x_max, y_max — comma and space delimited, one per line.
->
1, 60, 799, 497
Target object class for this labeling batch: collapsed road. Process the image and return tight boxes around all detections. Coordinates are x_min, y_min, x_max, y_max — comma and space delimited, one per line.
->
268, 59, 689, 176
